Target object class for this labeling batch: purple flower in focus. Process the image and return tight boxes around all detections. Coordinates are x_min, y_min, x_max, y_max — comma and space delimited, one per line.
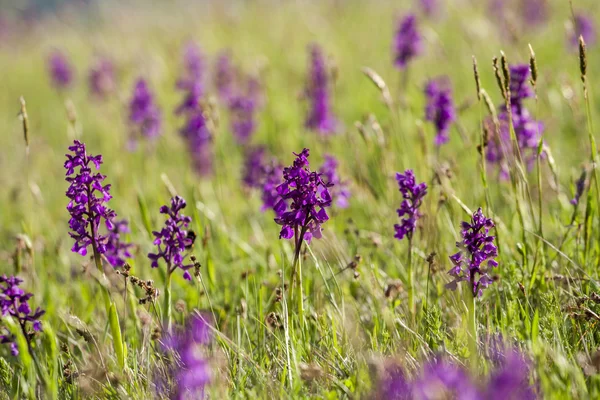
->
104, 219, 133, 268
305, 44, 338, 135
319, 155, 350, 208
571, 14, 596, 48
486, 349, 537, 400
148, 196, 194, 281
446, 208, 498, 297
161, 313, 212, 400
128, 78, 162, 146
424, 77, 456, 146
214, 50, 235, 102
393, 14, 423, 69
274, 148, 333, 242
48, 50, 74, 89
0, 276, 45, 356
394, 170, 427, 241
65, 140, 116, 257
180, 110, 213, 177
88, 58, 116, 99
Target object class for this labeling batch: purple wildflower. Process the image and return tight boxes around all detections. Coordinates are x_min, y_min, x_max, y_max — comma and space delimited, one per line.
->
88, 58, 116, 99
48, 50, 74, 89
262, 164, 284, 214
180, 110, 213, 177
229, 93, 257, 144
148, 196, 194, 281
128, 78, 162, 146
424, 77, 456, 146
373, 362, 411, 400
393, 14, 423, 69
486, 349, 537, 400
394, 170, 427, 241
161, 313, 212, 400
214, 50, 235, 102
447, 208, 498, 297
65, 140, 116, 257
519, 0, 548, 26
175, 42, 205, 116
419, 0, 438, 18
571, 169, 587, 206
485, 64, 543, 179
319, 155, 350, 208
0, 276, 45, 356
274, 148, 332, 242
241, 147, 285, 213
571, 14, 596, 48
305, 44, 338, 135
243, 147, 268, 189
412, 359, 481, 400
104, 219, 133, 268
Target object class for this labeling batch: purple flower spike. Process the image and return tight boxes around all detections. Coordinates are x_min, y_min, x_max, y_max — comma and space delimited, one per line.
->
486, 349, 537, 400
394, 170, 427, 241
180, 110, 213, 177
65, 140, 116, 257
105, 219, 133, 268
571, 170, 587, 206
161, 313, 212, 399
424, 77, 456, 146
375, 362, 412, 399
393, 14, 423, 69
88, 58, 116, 99
319, 155, 350, 208
446, 208, 498, 297
413, 359, 481, 400
148, 196, 194, 280
0, 276, 45, 356
305, 44, 338, 135
176, 42, 205, 116
571, 14, 596, 48
243, 147, 268, 189
274, 148, 333, 242
214, 50, 235, 102
229, 94, 257, 144
128, 78, 162, 146
48, 50, 74, 89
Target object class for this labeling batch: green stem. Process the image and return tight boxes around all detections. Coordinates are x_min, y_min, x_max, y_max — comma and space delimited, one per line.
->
164, 270, 173, 332
466, 291, 478, 369
407, 237, 415, 323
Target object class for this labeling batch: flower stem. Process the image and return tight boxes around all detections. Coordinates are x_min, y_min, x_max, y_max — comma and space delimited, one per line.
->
291, 226, 308, 328
164, 269, 173, 332
407, 237, 415, 324
466, 291, 478, 369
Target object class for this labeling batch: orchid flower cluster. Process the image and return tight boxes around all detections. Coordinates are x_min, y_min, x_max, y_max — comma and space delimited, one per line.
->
48, 50, 74, 89
274, 148, 333, 242
305, 44, 338, 135
393, 14, 422, 69
394, 169, 427, 241
424, 77, 456, 146
128, 78, 162, 147
88, 57, 116, 99
0, 276, 45, 356
447, 208, 498, 297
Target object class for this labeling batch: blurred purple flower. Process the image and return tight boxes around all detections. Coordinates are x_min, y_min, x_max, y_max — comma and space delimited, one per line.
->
180, 110, 213, 177
447, 208, 498, 297
424, 77, 456, 146
214, 50, 235, 102
0, 276, 45, 356
104, 219, 133, 268
413, 359, 481, 400
88, 58, 116, 99
393, 14, 423, 69
319, 155, 350, 208
176, 42, 205, 115
48, 50, 74, 89
373, 362, 411, 400
161, 313, 212, 400
571, 170, 587, 206
128, 78, 162, 146
419, 0, 438, 17
274, 148, 332, 242
229, 93, 257, 144
65, 140, 116, 257
571, 14, 596, 48
519, 0, 548, 26
305, 44, 338, 135
148, 196, 194, 281
394, 170, 427, 241
486, 349, 537, 399
243, 147, 268, 189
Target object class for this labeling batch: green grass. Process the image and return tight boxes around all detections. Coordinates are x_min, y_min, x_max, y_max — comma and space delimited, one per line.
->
1, 0, 600, 398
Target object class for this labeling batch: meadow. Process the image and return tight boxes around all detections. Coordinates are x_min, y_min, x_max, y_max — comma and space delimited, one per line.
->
0, 0, 599, 398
